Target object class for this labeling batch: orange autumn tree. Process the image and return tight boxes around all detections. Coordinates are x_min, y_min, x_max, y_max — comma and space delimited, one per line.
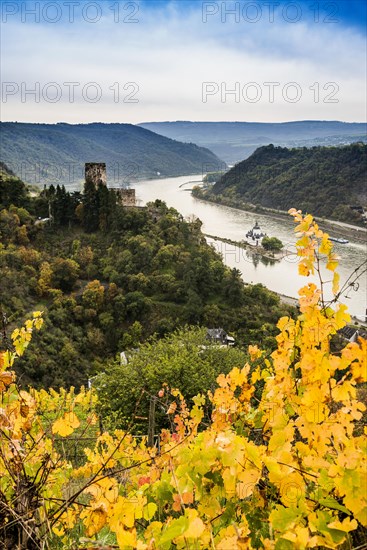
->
1, 209, 366, 549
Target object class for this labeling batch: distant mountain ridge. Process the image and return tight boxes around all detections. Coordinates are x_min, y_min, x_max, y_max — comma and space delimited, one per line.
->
200, 143, 367, 223
0, 122, 223, 188
138, 121, 367, 164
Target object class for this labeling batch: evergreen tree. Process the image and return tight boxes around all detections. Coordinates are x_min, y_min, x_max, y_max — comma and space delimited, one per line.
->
82, 180, 99, 232
54, 185, 63, 225
97, 183, 111, 231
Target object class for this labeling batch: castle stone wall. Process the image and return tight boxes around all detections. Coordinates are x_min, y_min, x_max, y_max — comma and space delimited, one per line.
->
114, 188, 136, 207
85, 163, 107, 188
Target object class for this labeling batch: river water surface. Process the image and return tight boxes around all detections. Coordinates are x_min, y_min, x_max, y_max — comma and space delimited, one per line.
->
134, 175, 366, 318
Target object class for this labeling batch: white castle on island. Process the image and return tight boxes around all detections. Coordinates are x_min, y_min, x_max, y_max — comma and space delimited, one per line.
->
246, 221, 267, 241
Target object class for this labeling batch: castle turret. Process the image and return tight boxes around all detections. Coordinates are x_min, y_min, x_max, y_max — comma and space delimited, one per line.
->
85, 163, 107, 188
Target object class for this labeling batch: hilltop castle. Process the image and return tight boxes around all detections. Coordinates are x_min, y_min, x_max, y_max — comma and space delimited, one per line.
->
85, 162, 136, 207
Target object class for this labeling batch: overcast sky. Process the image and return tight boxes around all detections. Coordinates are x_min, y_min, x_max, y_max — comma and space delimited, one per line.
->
1, 0, 366, 123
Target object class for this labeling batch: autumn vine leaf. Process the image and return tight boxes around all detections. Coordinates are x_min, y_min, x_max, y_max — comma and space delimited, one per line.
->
1, 214, 366, 549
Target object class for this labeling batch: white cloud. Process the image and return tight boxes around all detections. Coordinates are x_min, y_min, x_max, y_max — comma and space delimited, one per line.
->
1, 1, 365, 122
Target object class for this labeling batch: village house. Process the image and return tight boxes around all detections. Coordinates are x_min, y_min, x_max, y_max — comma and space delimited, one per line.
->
206, 328, 235, 346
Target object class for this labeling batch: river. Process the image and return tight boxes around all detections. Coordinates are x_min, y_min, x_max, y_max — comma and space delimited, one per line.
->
134, 175, 367, 318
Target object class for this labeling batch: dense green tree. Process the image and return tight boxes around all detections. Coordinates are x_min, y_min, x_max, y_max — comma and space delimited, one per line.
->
82, 180, 99, 232
82, 280, 105, 311
96, 183, 111, 231
261, 236, 283, 251
0, 208, 31, 245
96, 327, 247, 433
51, 258, 80, 292
0, 162, 30, 210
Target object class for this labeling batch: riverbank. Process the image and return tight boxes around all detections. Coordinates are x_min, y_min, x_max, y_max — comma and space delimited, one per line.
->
134, 175, 366, 317
204, 232, 367, 327
204, 233, 284, 262
193, 190, 367, 245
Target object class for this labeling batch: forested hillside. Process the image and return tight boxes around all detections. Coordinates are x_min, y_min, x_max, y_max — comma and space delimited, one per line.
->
0, 164, 290, 389
0, 122, 223, 186
199, 143, 367, 222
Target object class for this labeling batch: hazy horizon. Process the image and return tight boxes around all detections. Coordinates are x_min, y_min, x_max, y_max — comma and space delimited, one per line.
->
2, 119, 367, 125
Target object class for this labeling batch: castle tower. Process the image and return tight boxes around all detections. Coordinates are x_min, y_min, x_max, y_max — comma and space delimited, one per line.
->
85, 163, 107, 188
115, 188, 136, 207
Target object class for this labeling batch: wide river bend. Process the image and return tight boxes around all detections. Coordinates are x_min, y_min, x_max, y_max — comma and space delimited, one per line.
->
134, 175, 367, 319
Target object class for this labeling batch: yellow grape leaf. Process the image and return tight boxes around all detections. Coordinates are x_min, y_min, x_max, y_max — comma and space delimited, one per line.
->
143, 502, 157, 521
298, 262, 310, 276
52, 412, 80, 436
84, 504, 107, 537
295, 214, 313, 233
332, 272, 340, 294
0, 371, 14, 391
331, 380, 355, 402
222, 467, 236, 495
237, 469, 260, 499
116, 527, 137, 549
248, 345, 262, 361
85, 477, 118, 504
185, 509, 205, 539
319, 234, 332, 255
282, 526, 310, 547
20, 402, 30, 418
350, 339, 366, 382
216, 526, 239, 550
182, 491, 194, 505
110, 497, 136, 530
238, 468, 261, 486
52, 525, 65, 538
0, 353, 5, 372
326, 253, 340, 271
86, 412, 98, 425
53, 507, 78, 537
167, 402, 177, 415
334, 304, 351, 329
251, 367, 262, 383
327, 518, 358, 532
288, 208, 302, 221
296, 235, 311, 249
14, 340, 27, 357
243, 440, 263, 469
193, 394, 206, 406
11, 328, 20, 340
33, 311, 44, 330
